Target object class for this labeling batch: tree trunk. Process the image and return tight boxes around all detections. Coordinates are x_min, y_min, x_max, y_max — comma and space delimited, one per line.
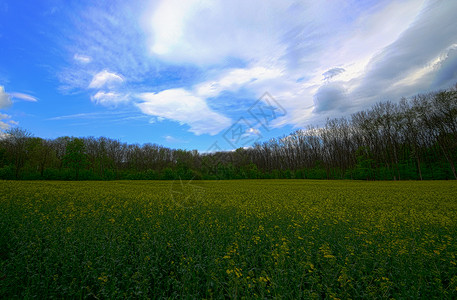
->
416, 156, 423, 180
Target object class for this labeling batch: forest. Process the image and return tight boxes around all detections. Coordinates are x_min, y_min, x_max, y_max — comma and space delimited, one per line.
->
0, 87, 456, 181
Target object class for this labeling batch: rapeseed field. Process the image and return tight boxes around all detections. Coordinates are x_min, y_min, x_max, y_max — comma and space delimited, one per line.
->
1, 180, 456, 298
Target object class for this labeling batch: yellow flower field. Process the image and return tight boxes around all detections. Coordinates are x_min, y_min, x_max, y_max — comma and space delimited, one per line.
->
1, 180, 457, 298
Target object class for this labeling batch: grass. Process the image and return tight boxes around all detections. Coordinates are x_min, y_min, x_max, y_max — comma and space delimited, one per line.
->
1, 180, 457, 298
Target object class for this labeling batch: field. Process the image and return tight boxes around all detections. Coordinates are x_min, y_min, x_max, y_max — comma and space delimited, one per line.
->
1, 180, 457, 299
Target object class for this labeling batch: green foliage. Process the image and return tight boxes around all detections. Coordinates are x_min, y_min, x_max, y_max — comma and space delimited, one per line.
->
62, 138, 89, 180
0, 147, 6, 167
160, 167, 176, 180
0, 165, 14, 179
353, 147, 374, 180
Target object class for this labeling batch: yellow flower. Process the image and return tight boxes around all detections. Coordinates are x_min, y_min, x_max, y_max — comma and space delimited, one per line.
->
98, 275, 108, 283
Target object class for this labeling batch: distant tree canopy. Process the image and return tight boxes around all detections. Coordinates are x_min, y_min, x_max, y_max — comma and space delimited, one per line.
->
62, 138, 88, 180
0, 86, 456, 180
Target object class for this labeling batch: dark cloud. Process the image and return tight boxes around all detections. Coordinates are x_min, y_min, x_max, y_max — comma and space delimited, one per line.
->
323, 67, 345, 80
354, 0, 457, 101
432, 47, 457, 88
313, 83, 349, 113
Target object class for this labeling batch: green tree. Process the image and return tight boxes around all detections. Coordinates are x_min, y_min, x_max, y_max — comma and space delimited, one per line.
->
4, 127, 32, 178
63, 138, 88, 180
354, 147, 375, 180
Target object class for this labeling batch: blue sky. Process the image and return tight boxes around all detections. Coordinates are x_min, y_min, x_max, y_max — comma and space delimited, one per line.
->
1, 0, 457, 151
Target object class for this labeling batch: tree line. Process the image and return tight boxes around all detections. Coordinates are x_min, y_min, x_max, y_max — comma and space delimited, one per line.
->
0, 86, 456, 180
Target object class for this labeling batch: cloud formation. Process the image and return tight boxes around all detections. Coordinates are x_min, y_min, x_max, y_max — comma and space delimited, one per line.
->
195, 66, 283, 98
57, 0, 457, 139
140, 0, 439, 127
74, 54, 92, 64
88, 70, 124, 89
136, 89, 232, 135
91, 91, 129, 106
145, 1, 290, 65
349, 1, 457, 107
323, 68, 346, 81
0, 86, 12, 109
10, 92, 38, 102
164, 135, 187, 143
313, 83, 349, 113
0, 86, 13, 131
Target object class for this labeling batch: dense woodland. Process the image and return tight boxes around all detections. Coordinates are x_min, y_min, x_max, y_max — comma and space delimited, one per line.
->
1, 87, 456, 181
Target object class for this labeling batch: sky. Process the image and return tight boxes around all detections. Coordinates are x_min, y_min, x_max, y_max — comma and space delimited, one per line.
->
1, 0, 456, 151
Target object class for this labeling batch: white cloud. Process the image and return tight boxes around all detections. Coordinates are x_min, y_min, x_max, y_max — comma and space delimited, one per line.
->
144, 0, 418, 70
148, 0, 202, 56
142, 0, 420, 127
74, 54, 92, 64
164, 135, 175, 142
91, 91, 129, 106
164, 135, 187, 143
0, 86, 12, 109
58, 0, 457, 136
144, 0, 455, 130
246, 128, 260, 135
10, 92, 38, 102
144, 1, 292, 65
195, 66, 283, 98
0, 87, 30, 131
47, 112, 103, 121
315, 0, 424, 84
88, 70, 124, 89
136, 88, 231, 135
148, 116, 165, 124
0, 113, 13, 131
